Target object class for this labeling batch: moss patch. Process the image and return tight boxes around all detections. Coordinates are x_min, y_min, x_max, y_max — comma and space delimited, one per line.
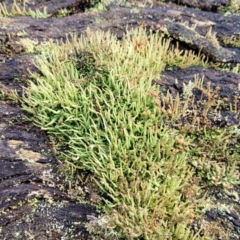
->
20, 27, 239, 239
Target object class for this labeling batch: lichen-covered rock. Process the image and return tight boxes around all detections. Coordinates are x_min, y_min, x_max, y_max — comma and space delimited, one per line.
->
0, 0, 240, 239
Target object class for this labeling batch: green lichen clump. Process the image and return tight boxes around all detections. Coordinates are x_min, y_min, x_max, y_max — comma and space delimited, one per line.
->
20, 28, 239, 239
221, 0, 240, 14
0, 0, 49, 18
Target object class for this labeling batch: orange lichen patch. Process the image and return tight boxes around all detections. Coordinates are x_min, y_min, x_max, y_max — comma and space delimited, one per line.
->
149, 91, 159, 98
156, 99, 161, 107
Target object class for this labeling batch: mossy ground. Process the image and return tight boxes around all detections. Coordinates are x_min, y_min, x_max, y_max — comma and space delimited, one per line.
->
17, 26, 240, 240
0, 0, 239, 239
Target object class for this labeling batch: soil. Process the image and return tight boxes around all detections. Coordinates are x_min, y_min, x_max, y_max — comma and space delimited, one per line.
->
0, 0, 239, 239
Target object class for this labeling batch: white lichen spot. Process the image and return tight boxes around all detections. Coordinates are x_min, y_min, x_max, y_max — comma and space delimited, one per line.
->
16, 148, 45, 162
7, 139, 23, 149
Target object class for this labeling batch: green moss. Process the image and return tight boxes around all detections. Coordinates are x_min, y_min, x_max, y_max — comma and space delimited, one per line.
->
0, 1, 49, 18
19, 27, 239, 239
222, 35, 240, 48
221, 0, 240, 14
